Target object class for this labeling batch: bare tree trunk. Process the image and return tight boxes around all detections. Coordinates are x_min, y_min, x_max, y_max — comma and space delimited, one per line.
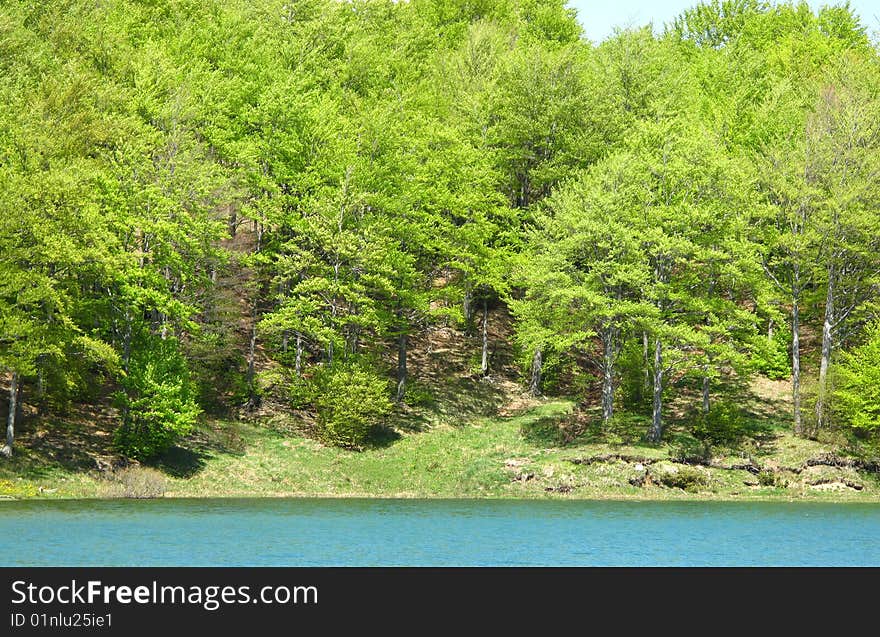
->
648, 339, 663, 443
792, 277, 803, 436
246, 309, 259, 410
36, 356, 45, 416
702, 369, 710, 415
642, 331, 650, 395
528, 348, 543, 397
246, 223, 262, 410
122, 311, 132, 373
600, 326, 617, 425
396, 332, 408, 403
282, 330, 289, 353
1, 372, 18, 457
463, 287, 473, 336
480, 298, 489, 376
347, 328, 359, 357
295, 333, 302, 377
815, 267, 835, 433
120, 311, 133, 429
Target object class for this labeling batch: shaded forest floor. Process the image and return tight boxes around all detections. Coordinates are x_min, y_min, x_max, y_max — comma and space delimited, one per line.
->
2, 312, 879, 501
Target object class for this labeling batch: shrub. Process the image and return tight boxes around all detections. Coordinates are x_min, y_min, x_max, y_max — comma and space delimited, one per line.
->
313, 364, 392, 448
402, 381, 435, 408
757, 470, 786, 488
671, 437, 712, 464
652, 463, 709, 491
114, 339, 201, 460
288, 374, 314, 410
832, 322, 880, 435
692, 401, 748, 447
753, 328, 790, 380
106, 466, 167, 499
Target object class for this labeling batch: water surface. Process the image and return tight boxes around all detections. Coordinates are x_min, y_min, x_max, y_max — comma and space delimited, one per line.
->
1, 498, 878, 566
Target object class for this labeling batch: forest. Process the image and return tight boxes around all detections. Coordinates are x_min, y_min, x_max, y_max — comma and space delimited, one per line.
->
1, 0, 879, 495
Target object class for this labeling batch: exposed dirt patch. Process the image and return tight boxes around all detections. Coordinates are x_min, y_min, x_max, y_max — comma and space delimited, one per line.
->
808, 480, 863, 492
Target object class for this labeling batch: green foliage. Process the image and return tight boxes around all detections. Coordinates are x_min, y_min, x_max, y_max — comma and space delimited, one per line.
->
669, 0, 768, 48
312, 364, 393, 449
186, 331, 249, 414
616, 339, 653, 413
691, 401, 750, 447
832, 322, 880, 435
757, 470, 786, 488
401, 381, 435, 408
1, 0, 878, 468
651, 464, 710, 492
753, 326, 791, 380
114, 339, 201, 460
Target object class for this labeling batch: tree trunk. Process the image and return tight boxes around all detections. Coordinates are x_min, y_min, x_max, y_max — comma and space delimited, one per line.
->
344, 328, 358, 357
600, 327, 616, 425
528, 348, 543, 397
121, 311, 133, 428
815, 267, 835, 433
282, 330, 288, 353
396, 332, 408, 403
791, 280, 803, 436
648, 339, 663, 443
463, 287, 473, 336
247, 321, 257, 384
702, 369, 710, 415
480, 298, 489, 376
122, 311, 132, 374
642, 331, 650, 396
246, 317, 259, 410
36, 356, 45, 416
295, 333, 302, 377
1, 372, 18, 457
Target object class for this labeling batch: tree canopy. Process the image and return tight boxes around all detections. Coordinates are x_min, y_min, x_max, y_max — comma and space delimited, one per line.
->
1, 0, 878, 460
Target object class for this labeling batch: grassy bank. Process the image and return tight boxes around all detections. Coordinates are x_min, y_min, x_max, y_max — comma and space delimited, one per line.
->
2, 395, 879, 501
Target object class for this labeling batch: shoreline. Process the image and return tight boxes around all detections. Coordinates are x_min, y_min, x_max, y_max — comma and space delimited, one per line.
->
3, 400, 879, 504
4, 487, 879, 504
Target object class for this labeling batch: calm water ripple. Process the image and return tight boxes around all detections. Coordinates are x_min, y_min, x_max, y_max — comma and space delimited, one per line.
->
1, 498, 878, 566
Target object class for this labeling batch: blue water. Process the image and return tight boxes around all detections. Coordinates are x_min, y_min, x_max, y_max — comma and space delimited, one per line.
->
1, 498, 878, 566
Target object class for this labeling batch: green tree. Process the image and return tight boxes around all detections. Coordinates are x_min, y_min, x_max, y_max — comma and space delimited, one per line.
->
114, 337, 201, 460
513, 155, 655, 424
832, 321, 880, 437
804, 56, 880, 432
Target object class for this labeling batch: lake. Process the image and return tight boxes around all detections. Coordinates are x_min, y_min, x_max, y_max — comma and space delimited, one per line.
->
1, 498, 878, 566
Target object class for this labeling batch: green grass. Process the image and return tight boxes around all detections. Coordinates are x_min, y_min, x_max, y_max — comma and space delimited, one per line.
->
4, 396, 878, 501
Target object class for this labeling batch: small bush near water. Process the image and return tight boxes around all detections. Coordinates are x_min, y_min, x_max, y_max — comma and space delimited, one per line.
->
652, 463, 709, 492
313, 364, 393, 449
758, 470, 787, 488
104, 466, 167, 499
